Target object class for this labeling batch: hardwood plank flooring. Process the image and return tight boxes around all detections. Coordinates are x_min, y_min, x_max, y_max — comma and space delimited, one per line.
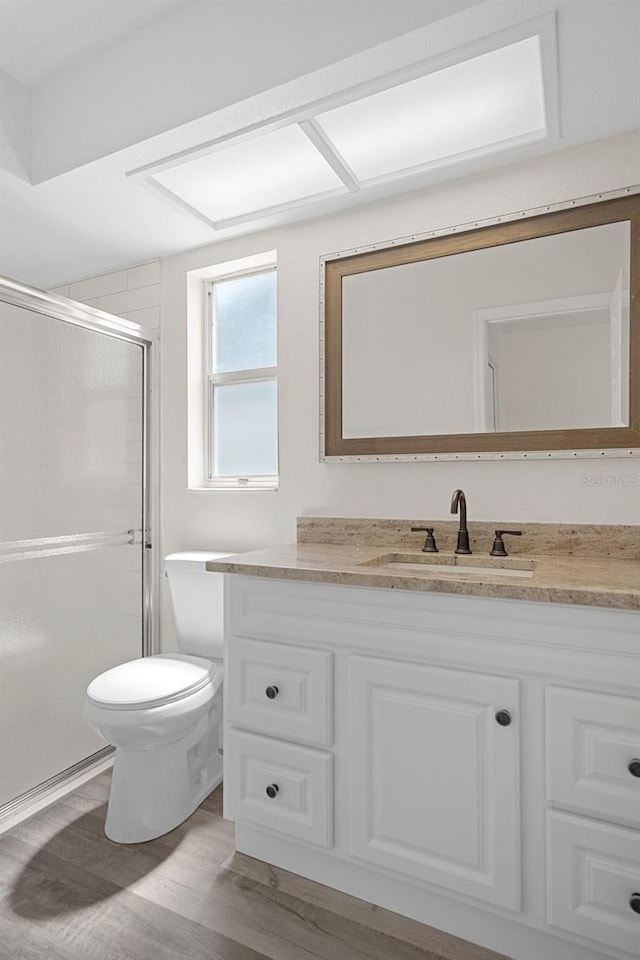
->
0, 773, 510, 960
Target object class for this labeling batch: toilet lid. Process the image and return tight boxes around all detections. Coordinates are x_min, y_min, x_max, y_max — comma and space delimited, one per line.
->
87, 654, 220, 710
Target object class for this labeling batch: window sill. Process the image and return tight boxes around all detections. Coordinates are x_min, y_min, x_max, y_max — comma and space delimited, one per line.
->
188, 479, 279, 492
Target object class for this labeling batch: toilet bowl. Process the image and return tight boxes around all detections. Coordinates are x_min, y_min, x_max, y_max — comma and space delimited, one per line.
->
85, 552, 229, 843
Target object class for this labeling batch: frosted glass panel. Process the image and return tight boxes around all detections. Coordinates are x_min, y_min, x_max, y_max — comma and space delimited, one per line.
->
316, 37, 546, 181
0, 296, 145, 806
152, 124, 345, 223
0, 303, 143, 541
0, 547, 142, 805
212, 270, 276, 373
212, 379, 278, 476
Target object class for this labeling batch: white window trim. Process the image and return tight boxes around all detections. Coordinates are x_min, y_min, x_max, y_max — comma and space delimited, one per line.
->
204, 265, 278, 489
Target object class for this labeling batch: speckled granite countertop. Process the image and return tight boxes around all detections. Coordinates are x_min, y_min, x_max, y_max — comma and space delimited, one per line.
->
206, 536, 640, 611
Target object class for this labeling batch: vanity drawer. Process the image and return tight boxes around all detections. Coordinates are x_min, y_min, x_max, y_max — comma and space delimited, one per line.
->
227, 636, 332, 747
546, 687, 640, 827
223, 730, 332, 848
547, 811, 640, 956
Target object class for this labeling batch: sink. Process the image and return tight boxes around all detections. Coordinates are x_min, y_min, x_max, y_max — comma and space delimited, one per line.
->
384, 560, 534, 579
359, 552, 536, 579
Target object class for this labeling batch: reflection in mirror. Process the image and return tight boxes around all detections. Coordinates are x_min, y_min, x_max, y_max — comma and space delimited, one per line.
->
342, 222, 629, 438
325, 194, 639, 457
481, 291, 627, 433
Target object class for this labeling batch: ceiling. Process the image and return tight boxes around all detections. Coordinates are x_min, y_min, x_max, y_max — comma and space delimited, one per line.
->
0, 0, 638, 289
0, 0, 184, 85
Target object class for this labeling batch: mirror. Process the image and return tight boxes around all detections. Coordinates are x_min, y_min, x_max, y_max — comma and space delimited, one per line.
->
323, 195, 639, 458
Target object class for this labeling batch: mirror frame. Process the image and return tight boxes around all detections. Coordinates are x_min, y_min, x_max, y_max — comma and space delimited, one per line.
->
322, 192, 640, 459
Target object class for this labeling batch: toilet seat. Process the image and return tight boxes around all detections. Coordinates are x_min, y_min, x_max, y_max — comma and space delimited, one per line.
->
87, 654, 221, 710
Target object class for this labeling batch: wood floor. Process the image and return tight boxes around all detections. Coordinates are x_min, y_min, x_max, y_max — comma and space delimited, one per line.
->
0, 772, 510, 960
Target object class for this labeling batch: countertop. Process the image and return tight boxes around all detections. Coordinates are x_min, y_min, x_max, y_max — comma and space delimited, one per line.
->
206, 541, 640, 610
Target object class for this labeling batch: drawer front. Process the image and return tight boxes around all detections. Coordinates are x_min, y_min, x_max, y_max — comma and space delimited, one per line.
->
223, 730, 332, 848
546, 687, 640, 828
547, 811, 640, 956
227, 636, 332, 747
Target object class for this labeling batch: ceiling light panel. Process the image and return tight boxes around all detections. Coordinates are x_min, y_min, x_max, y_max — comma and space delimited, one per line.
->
152, 125, 347, 225
314, 36, 547, 182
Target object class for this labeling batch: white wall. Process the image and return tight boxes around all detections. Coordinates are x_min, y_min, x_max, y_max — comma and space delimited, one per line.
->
160, 131, 640, 614
54, 137, 639, 651
50, 260, 161, 329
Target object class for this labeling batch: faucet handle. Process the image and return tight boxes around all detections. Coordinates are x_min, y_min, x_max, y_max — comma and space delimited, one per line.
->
411, 526, 439, 553
490, 530, 522, 557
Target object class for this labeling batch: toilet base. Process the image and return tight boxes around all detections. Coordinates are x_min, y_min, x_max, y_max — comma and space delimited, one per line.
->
104, 717, 223, 843
105, 746, 222, 843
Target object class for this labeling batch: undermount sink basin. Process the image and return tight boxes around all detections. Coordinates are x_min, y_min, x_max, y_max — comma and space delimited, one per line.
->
359, 552, 536, 579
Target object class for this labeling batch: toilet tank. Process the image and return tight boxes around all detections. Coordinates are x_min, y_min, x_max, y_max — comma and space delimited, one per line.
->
164, 552, 231, 659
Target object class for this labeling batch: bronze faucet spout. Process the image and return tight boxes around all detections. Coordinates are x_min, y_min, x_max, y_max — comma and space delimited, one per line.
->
450, 489, 472, 555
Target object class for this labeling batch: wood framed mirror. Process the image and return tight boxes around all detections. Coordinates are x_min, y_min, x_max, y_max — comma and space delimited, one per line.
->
322, 192, 639, 460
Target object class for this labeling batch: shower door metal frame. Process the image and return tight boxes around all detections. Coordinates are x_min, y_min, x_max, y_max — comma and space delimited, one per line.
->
0, 274, 158, 657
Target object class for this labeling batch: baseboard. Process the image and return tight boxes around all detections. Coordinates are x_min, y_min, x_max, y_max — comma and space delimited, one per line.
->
0, 747, 114, 836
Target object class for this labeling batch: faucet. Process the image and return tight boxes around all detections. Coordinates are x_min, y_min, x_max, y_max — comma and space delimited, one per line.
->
450, 489, 472, 555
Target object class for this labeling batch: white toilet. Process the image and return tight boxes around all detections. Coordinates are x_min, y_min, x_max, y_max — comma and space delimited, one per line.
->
85, 552, 228, 843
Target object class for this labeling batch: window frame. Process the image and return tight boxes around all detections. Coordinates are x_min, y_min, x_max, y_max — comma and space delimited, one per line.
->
204, 264, 278, 489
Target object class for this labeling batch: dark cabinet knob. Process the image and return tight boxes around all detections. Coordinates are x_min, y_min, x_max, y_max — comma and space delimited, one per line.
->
265, 784, 279, 799
628, 759, 640, 778
495, 710, 512, 726
265, 685, 279, 700
629, 893, 640, 914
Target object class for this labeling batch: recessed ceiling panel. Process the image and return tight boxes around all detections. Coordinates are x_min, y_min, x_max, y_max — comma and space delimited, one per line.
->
315, 36, 547, 181
152, 125, 347, 224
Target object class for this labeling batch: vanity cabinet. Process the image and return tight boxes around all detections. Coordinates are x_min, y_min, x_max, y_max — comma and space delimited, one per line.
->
223, 575, 640, 960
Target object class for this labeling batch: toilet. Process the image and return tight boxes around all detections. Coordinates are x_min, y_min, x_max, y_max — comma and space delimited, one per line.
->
85, 552, 228, 843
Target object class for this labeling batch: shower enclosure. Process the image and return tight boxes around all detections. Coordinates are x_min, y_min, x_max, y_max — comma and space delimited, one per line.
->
0, 276, 154, 816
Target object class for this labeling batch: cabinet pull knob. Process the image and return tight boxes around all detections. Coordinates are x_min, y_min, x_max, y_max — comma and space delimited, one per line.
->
495, 710, 512, 726
265, 685, 279, 700
629, 893, 640, 914
628, 759, 640, 778
265, 784, 279, 799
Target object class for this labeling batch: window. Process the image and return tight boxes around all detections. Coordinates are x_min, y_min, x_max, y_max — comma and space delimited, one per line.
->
206, 266, 278, 487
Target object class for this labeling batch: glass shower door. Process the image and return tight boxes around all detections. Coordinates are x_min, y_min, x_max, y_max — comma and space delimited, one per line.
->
0, 295, 149, 808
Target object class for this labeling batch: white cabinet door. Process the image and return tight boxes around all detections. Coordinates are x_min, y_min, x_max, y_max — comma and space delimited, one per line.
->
348, 656, 520, 910
547, 810, 640, 956
546, 687, 640, 828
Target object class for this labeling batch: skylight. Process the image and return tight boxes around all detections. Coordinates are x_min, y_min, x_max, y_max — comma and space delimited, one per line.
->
152, 125, 347, 226
137, 30, 552, 230
314, 36, 546, 182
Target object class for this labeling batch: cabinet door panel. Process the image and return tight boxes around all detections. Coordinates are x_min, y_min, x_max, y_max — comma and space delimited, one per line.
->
349, 656, 520, 910
546, 687, 640, 828
547, 811, 640, 956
